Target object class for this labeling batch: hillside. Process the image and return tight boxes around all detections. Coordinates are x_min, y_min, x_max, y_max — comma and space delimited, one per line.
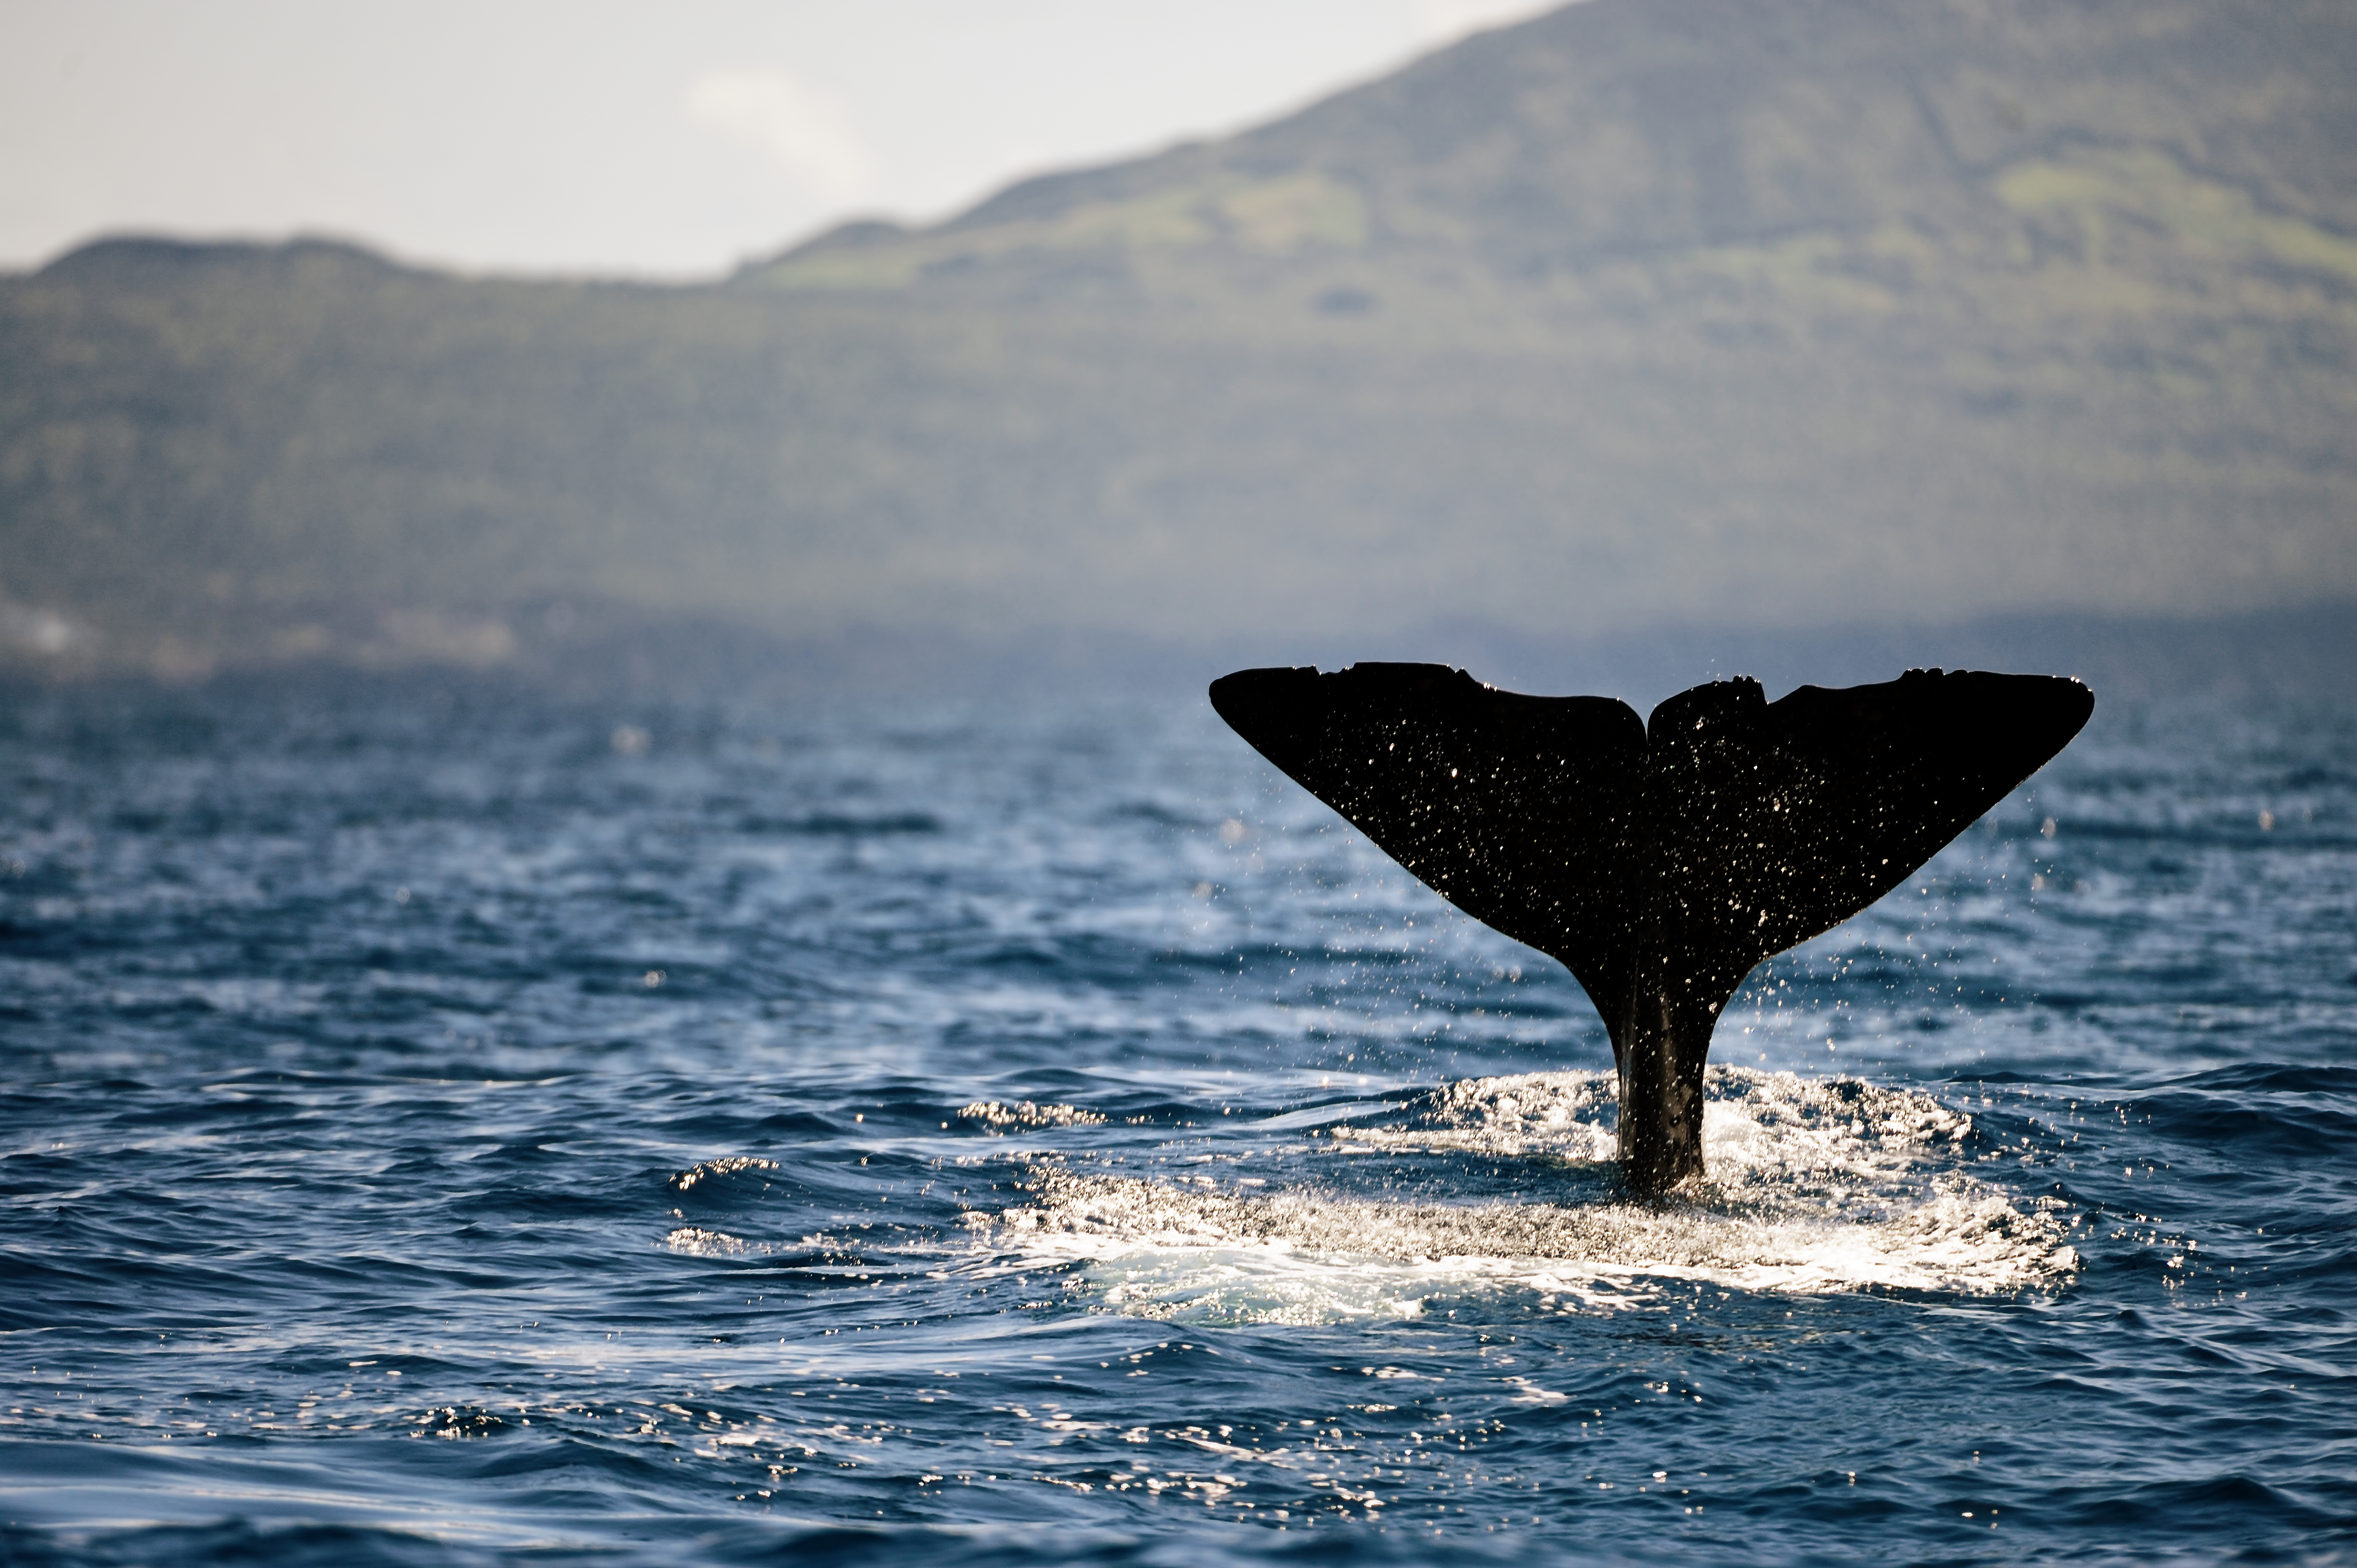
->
3, 0, 2354, 688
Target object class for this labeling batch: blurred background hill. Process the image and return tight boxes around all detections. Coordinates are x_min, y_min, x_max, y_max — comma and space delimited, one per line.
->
3, 0, 2353, 699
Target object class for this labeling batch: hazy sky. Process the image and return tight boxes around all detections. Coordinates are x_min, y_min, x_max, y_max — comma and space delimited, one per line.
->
3, 0, 1558, 279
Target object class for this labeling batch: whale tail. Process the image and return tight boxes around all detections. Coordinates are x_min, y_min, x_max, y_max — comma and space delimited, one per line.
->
1209, 664, 2093, 1191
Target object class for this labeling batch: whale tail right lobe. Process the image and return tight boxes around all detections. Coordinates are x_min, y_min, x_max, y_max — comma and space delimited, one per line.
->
1210, 663, 2094, 1190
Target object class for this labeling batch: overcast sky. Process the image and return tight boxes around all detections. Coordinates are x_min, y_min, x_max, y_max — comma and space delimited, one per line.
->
3, 1, 1559, 279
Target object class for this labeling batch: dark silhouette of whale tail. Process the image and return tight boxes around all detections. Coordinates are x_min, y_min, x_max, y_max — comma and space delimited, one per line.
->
1209, 664, 2094, 1193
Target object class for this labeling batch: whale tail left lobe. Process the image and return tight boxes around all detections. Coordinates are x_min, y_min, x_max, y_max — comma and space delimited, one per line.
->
1210, 663, 2093, 1190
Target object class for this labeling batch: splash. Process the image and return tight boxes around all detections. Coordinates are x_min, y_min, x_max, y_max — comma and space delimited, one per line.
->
1359, 1066, 1975, 1193
974, 1069, 2075, 1320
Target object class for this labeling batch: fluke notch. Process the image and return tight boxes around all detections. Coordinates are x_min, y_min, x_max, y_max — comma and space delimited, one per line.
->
1208, 664, 2094, 1194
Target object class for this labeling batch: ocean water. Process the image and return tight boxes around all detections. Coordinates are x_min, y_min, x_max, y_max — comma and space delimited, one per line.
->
0, 674, 2351, 1566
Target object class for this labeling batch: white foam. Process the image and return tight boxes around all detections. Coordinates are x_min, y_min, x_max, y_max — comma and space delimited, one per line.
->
972, 1069, 2076, 1321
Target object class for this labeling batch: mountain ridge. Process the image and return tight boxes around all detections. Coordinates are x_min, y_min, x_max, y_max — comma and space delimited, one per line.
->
756, 0, 2357, 285
4, 0, 2355, 688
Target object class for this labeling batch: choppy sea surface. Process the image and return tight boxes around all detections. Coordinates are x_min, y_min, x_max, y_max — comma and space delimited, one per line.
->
0, 675, 2351, 1566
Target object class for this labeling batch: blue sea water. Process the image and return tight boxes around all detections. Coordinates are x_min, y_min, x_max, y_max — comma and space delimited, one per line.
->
0, 674, 2351, 1566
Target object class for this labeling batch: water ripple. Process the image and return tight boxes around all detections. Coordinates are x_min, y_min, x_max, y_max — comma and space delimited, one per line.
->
0, 679, 2351, 1564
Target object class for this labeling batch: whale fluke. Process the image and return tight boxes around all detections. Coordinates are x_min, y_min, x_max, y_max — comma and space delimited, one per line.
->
1208, 664, 2094, 1193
